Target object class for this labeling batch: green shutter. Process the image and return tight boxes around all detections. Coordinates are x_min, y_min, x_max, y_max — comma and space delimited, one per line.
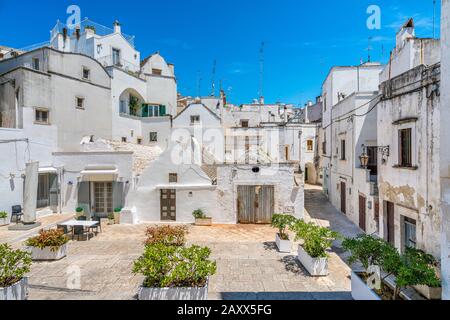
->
159, 105, 166, 116
141, 104, 149, 117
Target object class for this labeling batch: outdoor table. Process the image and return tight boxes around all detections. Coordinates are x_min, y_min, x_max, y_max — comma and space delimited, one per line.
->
59, 220, 100, 241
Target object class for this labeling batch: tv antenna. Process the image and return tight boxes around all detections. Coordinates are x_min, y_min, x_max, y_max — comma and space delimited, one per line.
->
211, 59, 217, 96
196, 70, 202, 97
433, 0, 437, 39
259, 41, 265, 100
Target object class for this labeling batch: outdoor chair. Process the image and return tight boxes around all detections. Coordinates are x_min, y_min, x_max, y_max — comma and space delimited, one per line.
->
11, 205, 23, 224
74, 216, 90, 241
89, 216, 102, 234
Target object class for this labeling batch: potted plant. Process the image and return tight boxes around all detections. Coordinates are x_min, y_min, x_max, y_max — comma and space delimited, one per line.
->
75, 207, 85, 219
343, 234, 391, 300
145, 225, 187, 247
271, 214, 297, 253
193, 209, 212, 226
0, 211, 9, 227
0, 244, 32, 300
134, 225, 216, 300
343, 235, 442, 300
292, 220, 339, 277
108, 213, 115, 225
133, 243, 216, 300
25, 229, 69, 261
114, 208, 122, 225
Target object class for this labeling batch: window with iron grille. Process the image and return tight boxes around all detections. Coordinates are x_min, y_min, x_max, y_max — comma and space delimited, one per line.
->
403, 216, 417, 249
190, 115, 200, 125
399, 128, 412, 167
35, 108, 49, 124
150, 132, 158, 142
32, 58, 40, 71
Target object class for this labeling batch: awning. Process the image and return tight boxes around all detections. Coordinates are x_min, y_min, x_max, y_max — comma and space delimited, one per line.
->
39, 167, 58, 174
80, 168, 119, 182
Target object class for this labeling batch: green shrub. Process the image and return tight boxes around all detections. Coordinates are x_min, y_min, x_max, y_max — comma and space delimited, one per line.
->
75, 207, 84, 213
145, 225, 187, 247
114, 208, 122, 213
342, 234, 390, 270
192, 209, 206, 219
0, 211, 8, 219
25, 229, 69, 252
292, 220, 340, 258
133, 243, 216, 288
0, 244, 32, 288
271, 214, 297, 240
108, 213, 115, 220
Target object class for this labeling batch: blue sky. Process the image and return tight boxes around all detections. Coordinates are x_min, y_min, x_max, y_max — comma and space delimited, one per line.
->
0, 0, 441, 106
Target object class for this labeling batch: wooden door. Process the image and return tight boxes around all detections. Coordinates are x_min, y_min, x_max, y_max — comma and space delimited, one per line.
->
94, 182, 113, 217
386, 201, 395, 245
359, 195, 366, 232
161, 189, 176, 221
238, 186, 274, 224
340, 182, 346, 214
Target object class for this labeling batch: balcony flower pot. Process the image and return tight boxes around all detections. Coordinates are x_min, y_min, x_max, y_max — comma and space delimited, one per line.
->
0, 278, 28, 301
275, 233, 292, 253
29, 244, 67, 261
351, 271, 382, 301
138, 279, 209, 301
114, 208, 122, 225
414, 284, 442, 300
195, 218, 212, 226
297, 245, 328, 277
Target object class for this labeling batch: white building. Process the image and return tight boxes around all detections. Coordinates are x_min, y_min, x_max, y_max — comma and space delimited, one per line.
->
440, 0, 450, 300
377, 20, 441, 258
321, 62, 384, 198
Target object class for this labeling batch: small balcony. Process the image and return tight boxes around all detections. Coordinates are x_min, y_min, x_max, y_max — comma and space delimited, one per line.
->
97, 55, 140, 74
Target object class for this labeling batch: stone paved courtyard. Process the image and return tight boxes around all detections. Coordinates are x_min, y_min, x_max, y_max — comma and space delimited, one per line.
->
14, 185, 362, 300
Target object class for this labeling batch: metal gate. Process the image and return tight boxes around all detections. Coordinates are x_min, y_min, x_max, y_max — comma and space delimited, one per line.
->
237, 185, 274, 224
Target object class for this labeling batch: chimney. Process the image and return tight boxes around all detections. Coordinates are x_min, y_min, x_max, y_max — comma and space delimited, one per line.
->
284, 106, 288, 122
75, 27, 81, 40
63, 28, 68, 41
396, 18, 415, 51
308, 100, 313, 107
259, 96, 265, 105
113, 20, 121, 34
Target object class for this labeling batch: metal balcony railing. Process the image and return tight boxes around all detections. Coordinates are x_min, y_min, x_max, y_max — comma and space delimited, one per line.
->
97, 55, 140, 73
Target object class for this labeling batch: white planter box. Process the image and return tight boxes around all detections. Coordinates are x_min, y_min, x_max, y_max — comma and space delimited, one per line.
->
30, 244, 67, 261
275, 234, 292, 253
195, 218, 212, 226
414, 284, 442, 300
120, 208, 138, 225
0, 217, 9, 227
138, 280, 209, 300
297, 246, 328, 277
0, 278, 28, 300
351, 271, 381, 301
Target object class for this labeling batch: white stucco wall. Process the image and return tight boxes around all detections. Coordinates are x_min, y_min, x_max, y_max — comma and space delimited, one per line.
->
440, 0, 450, 300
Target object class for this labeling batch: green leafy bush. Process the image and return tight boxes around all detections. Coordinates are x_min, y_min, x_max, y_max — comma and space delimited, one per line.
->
342, 234, 390, 270
343, 234, 441, 300
192, 209, 206, 219
133, 243, 216, 288
292, 220, 340, 258
0, 244, 32, 288
144, 225, 187, 247
114, 208, 122, 213
271, 214, 297, 240
75, 207, 84, 213
0, 211, 8, 219
25, 229, 69, 252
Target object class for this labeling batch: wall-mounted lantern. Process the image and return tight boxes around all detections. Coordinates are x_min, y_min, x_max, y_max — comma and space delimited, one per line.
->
359, 145, 369, 169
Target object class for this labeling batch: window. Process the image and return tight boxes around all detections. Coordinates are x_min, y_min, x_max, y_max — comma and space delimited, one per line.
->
137, 138, 143, 145
82, 67, 90, 80
399, 128, 412, 167
404, 217, 417, 249
112, 48, 121, 66
142, 105, 167, 118
241, 120, 249, 128
340, 140, 346, 160
119, 100, 126, 113
152, 68, 162, 75
285, 146, 290, 161
150, 132, 158, 142
169, 173, 178, 183
307, 140, 314, 151
190, 115, 200, 125
76, 97, 85, 109
121, 137, 127, 143
32, 58, 40, 71
35, 108, 49, 124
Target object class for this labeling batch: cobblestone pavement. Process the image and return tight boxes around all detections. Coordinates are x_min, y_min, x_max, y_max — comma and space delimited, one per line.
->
23, 185, 360, 300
